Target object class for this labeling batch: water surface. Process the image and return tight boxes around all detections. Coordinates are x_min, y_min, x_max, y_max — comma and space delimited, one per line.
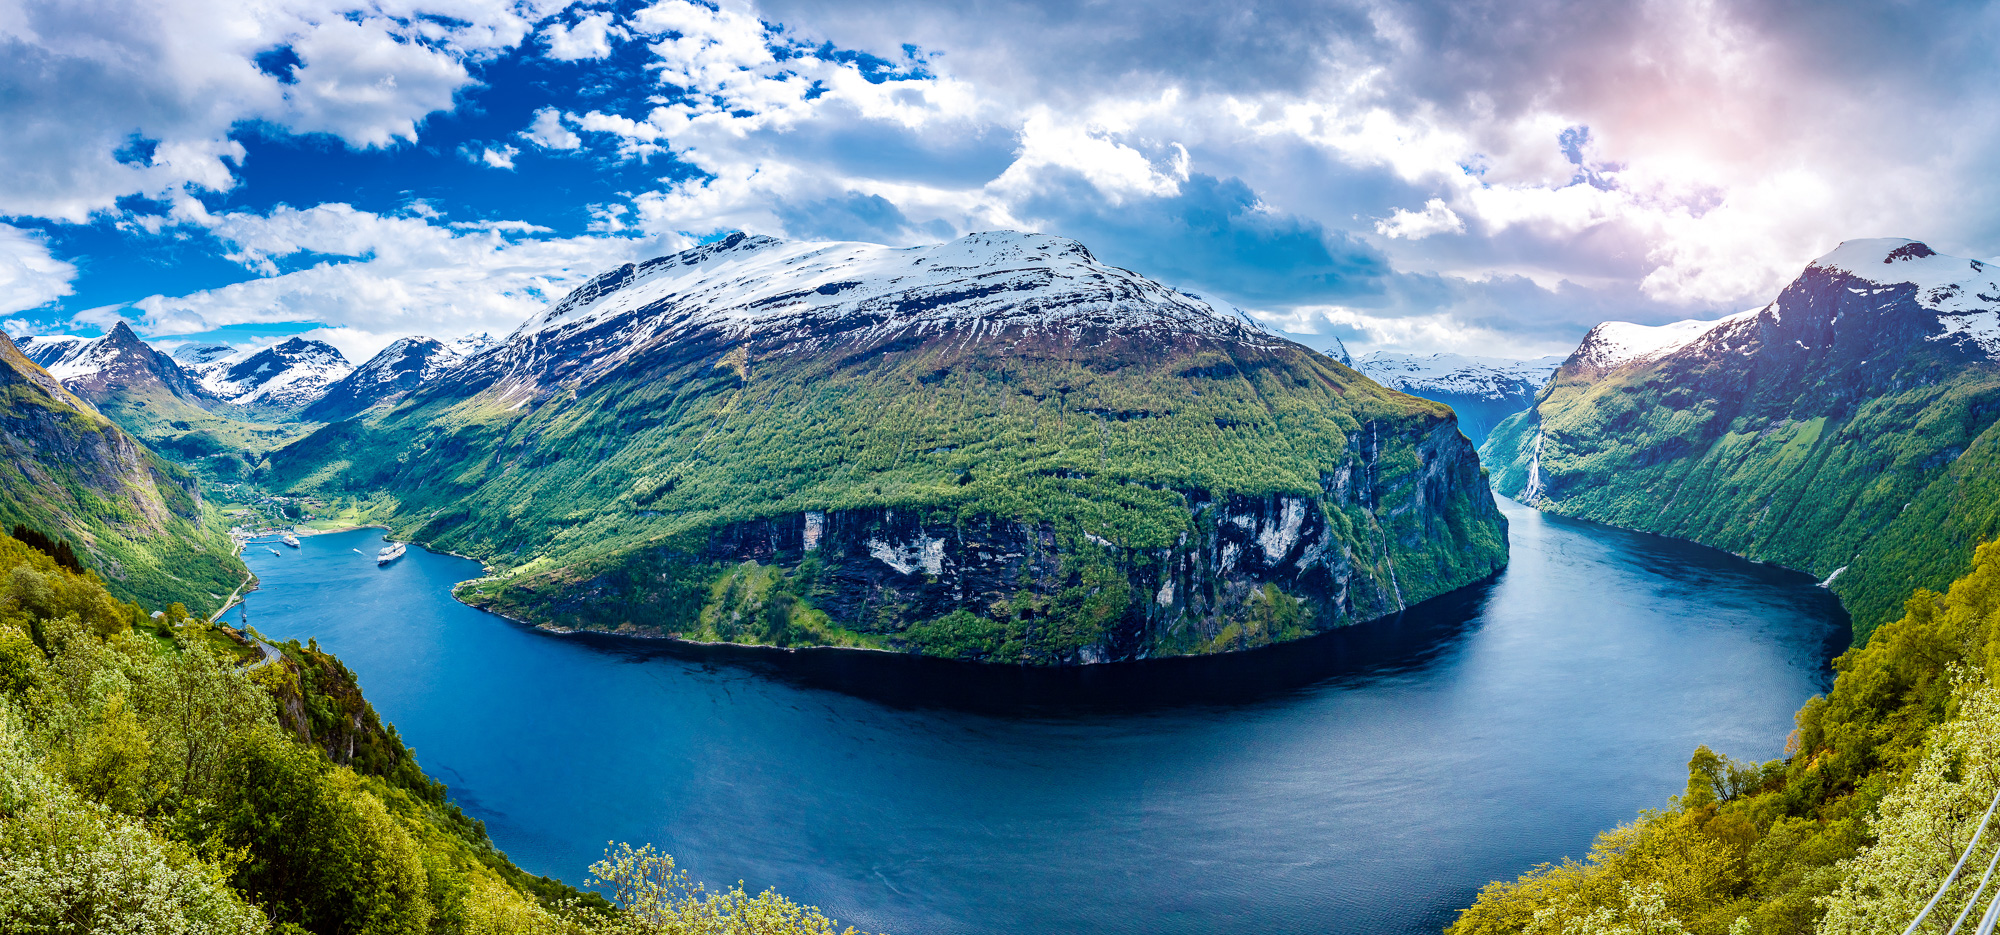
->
239, 499, 1848, 935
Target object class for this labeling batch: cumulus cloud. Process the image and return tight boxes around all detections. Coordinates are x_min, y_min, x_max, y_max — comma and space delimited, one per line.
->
1376, 199, 1464, 240
521, 107, 583, 150
540, 8, 623, 60
0, 225, 77, 315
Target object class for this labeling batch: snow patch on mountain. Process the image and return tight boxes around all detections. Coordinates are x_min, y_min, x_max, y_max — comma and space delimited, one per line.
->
170, 344, 236, 368
353, 338, 462, 387
1356, 352, 1564, 400
447, 333, 500, 358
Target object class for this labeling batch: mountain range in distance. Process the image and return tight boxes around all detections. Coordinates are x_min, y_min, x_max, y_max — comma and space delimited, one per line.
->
1353, 352, 1564, 445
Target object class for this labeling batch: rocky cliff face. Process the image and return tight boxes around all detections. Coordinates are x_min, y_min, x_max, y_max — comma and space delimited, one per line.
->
1483, 237, 2000, 638
277, 231, 1508, 663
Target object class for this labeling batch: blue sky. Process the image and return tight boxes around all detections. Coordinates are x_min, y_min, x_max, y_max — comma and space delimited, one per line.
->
3, 0, 1999, 362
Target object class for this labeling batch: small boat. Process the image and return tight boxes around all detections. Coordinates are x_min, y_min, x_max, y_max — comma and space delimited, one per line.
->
267, 548, 281, 556
352, 548, 364, 555
282, 533, 300, 548
376, 543, 406, 565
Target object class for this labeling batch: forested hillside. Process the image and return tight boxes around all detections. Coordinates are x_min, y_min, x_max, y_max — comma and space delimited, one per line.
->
0, 528, 865, 934
1450, 539, 2000, 934
0, 334, 246, 615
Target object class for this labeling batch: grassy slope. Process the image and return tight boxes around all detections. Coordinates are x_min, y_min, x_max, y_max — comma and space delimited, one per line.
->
89, 380, 315, 466
1449, 539, 2000, 935
1483, 354, 2000, 642
0, 336, 246, 615
271, 326, 1506, 659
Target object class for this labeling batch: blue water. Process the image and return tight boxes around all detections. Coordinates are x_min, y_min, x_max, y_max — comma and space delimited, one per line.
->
238, 498, 1848, 935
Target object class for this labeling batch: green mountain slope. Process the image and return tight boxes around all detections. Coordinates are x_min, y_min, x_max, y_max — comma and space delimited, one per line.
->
1483, 238, 2000, 640
271, 232, 1508, 663
0, 333, 245, 614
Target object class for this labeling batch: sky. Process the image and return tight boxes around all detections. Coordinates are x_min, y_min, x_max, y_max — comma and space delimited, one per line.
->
2, 0, 1998, 363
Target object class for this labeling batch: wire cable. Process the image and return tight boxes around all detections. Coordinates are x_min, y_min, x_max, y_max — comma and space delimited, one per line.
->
1908, 787, 2000, 935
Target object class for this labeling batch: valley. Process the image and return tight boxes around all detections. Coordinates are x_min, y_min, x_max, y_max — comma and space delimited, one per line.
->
10, 228, 1999, 935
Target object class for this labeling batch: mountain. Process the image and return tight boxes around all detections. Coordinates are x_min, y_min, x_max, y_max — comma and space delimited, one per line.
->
299, 336, 465, 423
1355, 352, 1564, 444
271, 230, 1508, 664
1482, 237, 2000, 638
0, 333, 246, 613
11, 322, 307, 462
185, 336, 352, 416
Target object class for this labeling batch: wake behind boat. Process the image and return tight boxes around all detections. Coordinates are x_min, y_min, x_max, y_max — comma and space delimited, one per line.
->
376, 542, 406, 565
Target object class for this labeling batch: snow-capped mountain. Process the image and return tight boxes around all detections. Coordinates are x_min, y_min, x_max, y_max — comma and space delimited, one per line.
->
1569, 238, 2000, 376
170, 343, 237, 369
1355, 351, 1563, 444
186, 337, 352, 413
300, 336, 465, 422
16, 322, 214, 404
465, 230, 1278, 395
17, 334, 90, 372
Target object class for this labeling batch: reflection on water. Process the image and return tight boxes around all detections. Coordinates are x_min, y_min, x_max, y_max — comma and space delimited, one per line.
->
241, 499, 1847, 935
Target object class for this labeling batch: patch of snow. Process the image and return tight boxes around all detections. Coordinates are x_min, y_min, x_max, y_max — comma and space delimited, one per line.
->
1934, 310, 2000, 358
448, 332, 500, 358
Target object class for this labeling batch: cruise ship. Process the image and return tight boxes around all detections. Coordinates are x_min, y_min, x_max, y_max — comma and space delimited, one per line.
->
282, 533, 300, 548
376, 542, 406, 565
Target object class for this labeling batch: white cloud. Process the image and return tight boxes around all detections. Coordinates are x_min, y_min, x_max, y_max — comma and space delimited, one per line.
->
1375, 199, 1464, 240
541, 9, 623, 60
522, 107, 582, 149
468, 143, 521, 170
0, 225, 77, 315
